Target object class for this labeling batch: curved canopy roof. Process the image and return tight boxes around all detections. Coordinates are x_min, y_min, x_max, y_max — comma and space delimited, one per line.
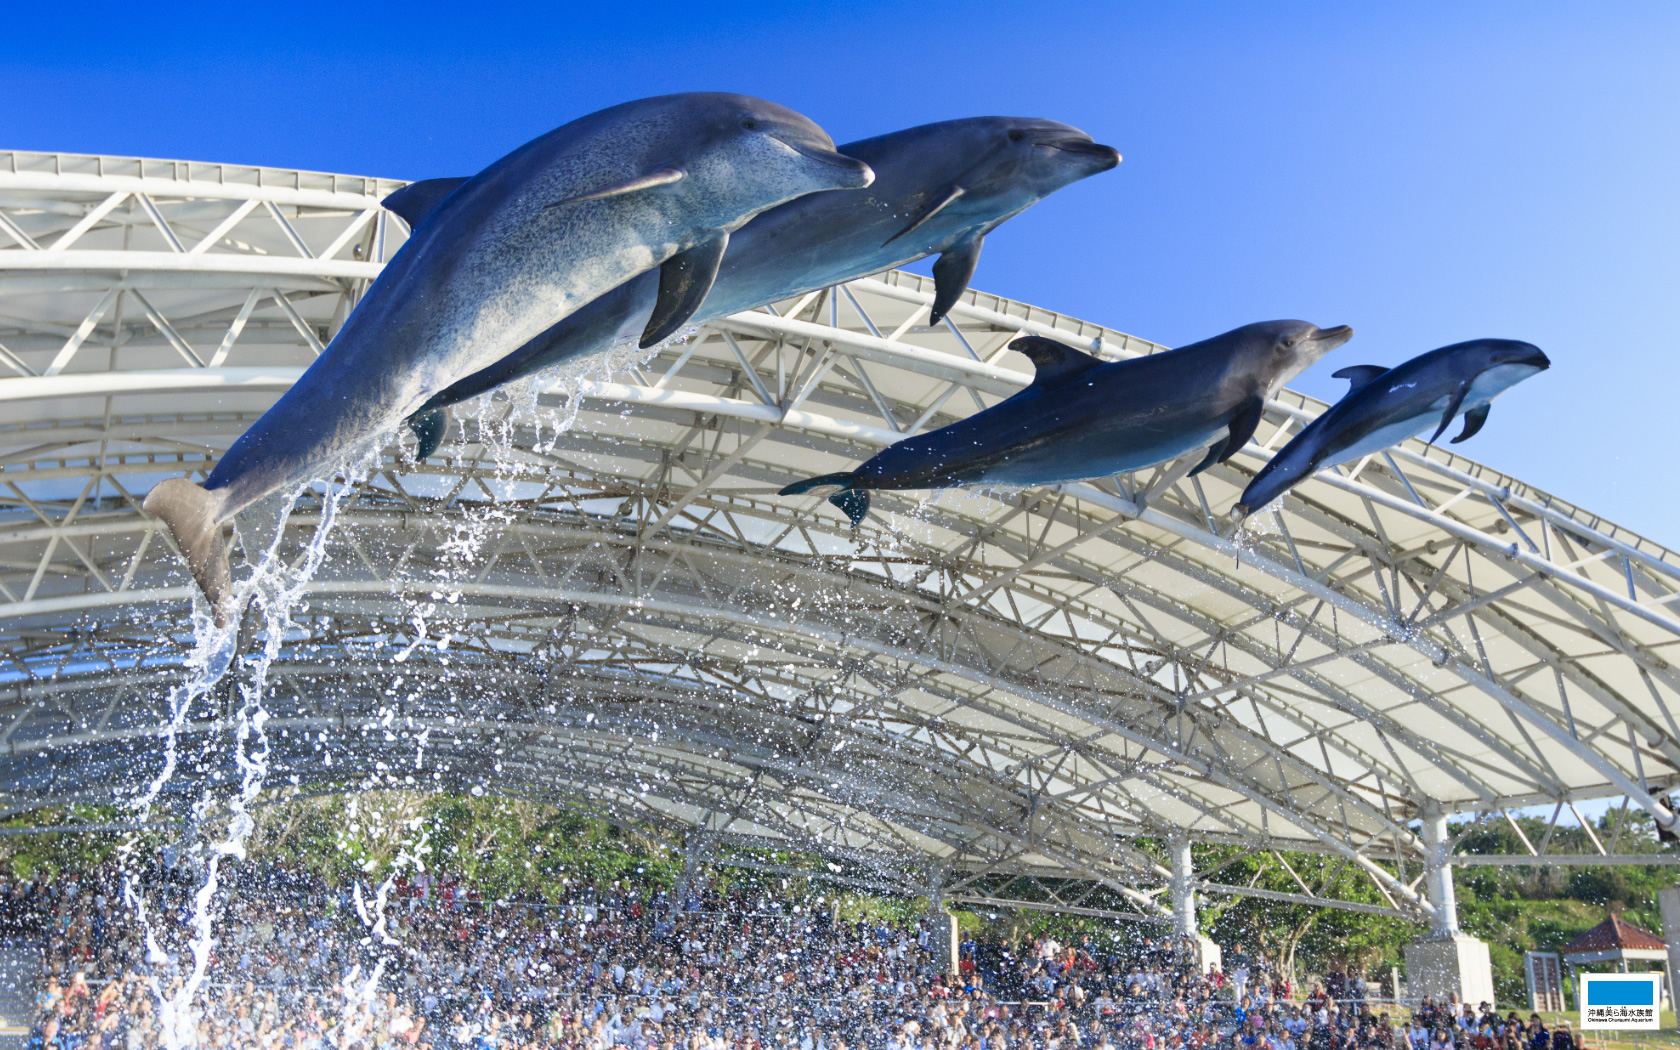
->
2, 150, 1678, 920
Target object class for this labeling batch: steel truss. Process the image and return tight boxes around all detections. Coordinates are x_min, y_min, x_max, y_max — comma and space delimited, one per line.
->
2, 150, 1678, 922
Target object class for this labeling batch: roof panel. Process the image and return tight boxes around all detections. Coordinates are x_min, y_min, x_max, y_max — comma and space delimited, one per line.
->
1, 153, 1677, 914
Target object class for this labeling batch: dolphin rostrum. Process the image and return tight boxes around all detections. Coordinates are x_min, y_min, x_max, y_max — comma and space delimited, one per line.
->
388, 117, 1121, 458
143, 93, 874, 624
781, 320, 1353, 527
1234, 338, 1550, 518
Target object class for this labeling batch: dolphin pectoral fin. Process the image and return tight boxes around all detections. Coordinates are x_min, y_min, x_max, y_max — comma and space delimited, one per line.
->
546, 167, 685, 210
883, 185, 966, 247
640, 232, 729, 349
1187, 439, 1226, 478
381, 177, 470, 230
1451, 404, 1490, 444
143, 478, 235, 627
1331, 364, 1388, 393
1428, 380, 1471, 444
1217, 396, 1267, 464
828, 489, 871, 529
1007, 336, 1103, 387
929, 234, 983, 325
407, 407, 452, 461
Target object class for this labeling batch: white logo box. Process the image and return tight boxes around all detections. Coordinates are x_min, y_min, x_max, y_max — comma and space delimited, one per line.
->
1580, 973, 1663, 1030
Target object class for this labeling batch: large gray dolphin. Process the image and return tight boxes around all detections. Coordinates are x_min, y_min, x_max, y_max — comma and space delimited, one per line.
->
144, 93, 873, 623
384, 117, 1121, 458
1234, 338, 1550, 517
780, 321, 1353, 526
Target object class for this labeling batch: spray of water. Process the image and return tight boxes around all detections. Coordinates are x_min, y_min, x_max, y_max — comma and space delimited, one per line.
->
124, 456, 372, 1048
462, 331, 684, 462
338, 808, 431, 1034
1230, 503, 1284, 564
414, 332, 686, 626
120, 334, 689, 1045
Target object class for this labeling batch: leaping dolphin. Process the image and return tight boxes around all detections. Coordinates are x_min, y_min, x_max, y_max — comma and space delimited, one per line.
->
388, 117, 1121, 458
143, 93, 874, 623
781, 320, 1353, 526
1234, 338, 1550, 517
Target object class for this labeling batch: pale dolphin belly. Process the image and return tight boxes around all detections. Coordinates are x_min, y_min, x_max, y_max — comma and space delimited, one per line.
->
1318, 411, 1442, 471
1467, 362, 1542, 403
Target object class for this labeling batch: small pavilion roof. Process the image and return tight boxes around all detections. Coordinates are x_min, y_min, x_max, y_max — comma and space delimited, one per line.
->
1563, 914, 1667, 955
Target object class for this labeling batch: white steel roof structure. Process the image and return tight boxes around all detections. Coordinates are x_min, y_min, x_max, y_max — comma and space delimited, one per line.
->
2, 151, 1678, 923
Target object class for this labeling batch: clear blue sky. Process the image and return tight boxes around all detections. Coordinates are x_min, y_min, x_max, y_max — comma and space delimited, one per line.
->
7, 2, 1677, 542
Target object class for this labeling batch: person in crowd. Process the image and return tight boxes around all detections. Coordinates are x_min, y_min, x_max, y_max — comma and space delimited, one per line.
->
1227, 946, 1251, 1005
2, 854, 1537, 1050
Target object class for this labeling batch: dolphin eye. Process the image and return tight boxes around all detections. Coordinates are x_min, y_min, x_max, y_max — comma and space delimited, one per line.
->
741, 119, 759, 131
1008, 129, 1026, 143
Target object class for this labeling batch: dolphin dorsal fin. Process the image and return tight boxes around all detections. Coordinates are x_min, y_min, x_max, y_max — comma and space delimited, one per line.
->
1331, 364, 1388, 393
382, 177, 470, 230
1008, 336, 1103, 387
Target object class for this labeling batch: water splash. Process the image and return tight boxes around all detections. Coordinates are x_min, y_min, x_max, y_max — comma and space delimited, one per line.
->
340, 813, 430, 1028
459, 330, 687, 462
118, 332, 689, 1045
1230, 503, 1284, 564
410, 332, 688, 628
127, 455, 372, 1048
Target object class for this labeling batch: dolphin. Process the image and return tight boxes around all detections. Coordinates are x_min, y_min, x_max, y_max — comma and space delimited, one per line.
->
780, 320, 1354, 526
143, 93, 873, 623
386, 117, 1121, 458
1234, 338, 1550, 517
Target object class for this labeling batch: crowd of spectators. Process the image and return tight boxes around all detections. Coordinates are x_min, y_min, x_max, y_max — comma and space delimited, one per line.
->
0, 859, 1565, 1050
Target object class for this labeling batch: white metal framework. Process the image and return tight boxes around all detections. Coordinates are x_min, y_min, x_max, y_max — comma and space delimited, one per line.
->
2, 151, 1678, 922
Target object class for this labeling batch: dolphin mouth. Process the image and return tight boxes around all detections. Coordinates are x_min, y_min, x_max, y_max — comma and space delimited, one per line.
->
1038, 138, 1122, 166
1313, 324, 1354, 349
772, 136, 876, 188
1517, 347, 1552, 370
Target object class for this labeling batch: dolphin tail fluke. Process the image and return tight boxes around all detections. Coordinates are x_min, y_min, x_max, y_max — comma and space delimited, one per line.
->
778, 471, 871, 528
143, 478, 235, 627
828, 489, 871, 529
407, 406, 452, 461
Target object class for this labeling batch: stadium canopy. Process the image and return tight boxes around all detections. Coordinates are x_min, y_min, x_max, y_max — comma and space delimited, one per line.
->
2, 151, 1679, 927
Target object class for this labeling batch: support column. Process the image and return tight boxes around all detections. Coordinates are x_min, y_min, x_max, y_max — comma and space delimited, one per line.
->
1655, 886, 1680, 1010
1168, 834, 1219, 974
1170, 834, 1197, 940
1421, 809, 1459, 938
925, 870, 959, 977
1404, 806, 1494, 1007
929, 907, 959, 976
675, 834, 705, 912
